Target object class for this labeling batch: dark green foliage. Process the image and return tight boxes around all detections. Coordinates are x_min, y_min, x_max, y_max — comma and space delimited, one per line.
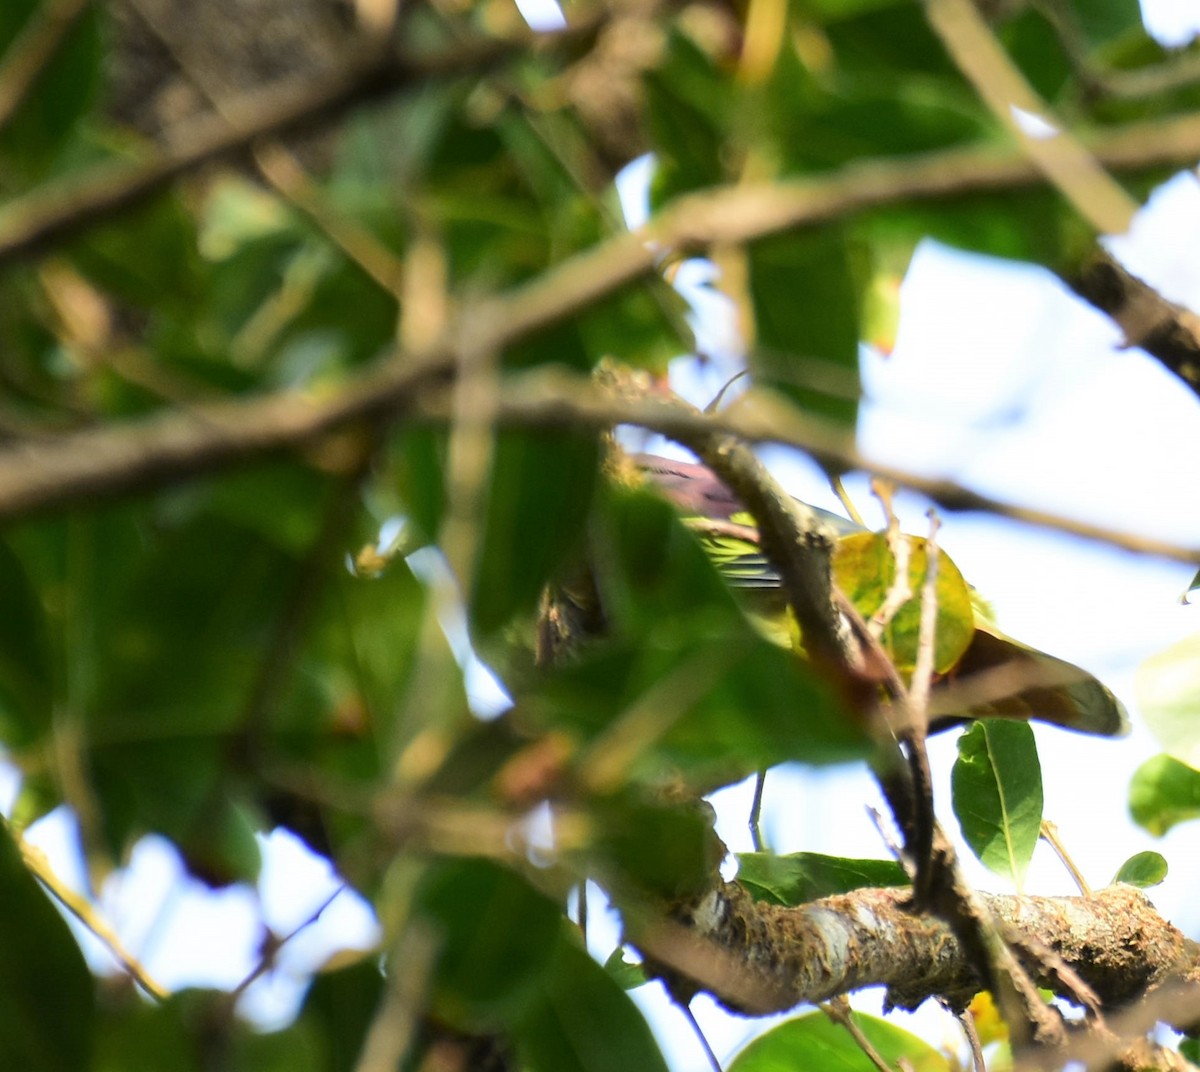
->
0, 0, 1184, 1069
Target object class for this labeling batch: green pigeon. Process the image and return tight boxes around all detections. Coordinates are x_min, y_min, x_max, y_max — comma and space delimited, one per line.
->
635, 452, 1128, 738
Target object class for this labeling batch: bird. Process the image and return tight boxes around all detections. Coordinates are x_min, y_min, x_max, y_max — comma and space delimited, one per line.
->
633, 452, 1128, 738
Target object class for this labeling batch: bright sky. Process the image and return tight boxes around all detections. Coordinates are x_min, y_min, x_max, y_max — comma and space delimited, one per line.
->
9, 1, 1200, 1068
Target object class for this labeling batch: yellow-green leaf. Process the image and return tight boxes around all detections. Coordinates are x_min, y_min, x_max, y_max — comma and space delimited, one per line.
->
833, 532, 974, 675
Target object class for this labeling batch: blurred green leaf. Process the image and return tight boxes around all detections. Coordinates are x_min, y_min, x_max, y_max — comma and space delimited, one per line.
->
999, 8, 1073, 102
603, 947, 648, 990
1112, 850, 1167, 888
952, 720, 1043, 885
0, 824, 93, 1072
746, 226, 861, 428
645, 30, 731, 204
1072, 0, 1143, 47
591, 791, 721, 900
0, 537, 52, 745
736, 852, 908, 906
1129, 753, 1200, 837
68, 191, 203, 318
1136, 632, 1200, 769
528, 489, 866, 790
0, 0, 103, 184
94, 989, 323, 1072
833, 532, 975, 675
416, 857, 562, 1026
517, 938, 670, 1072
470, 426, 600, 640
295, 957, 384, 1072
728, 1009, 950, 1072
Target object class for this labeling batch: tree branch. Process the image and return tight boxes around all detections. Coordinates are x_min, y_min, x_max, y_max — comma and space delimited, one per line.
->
1066, 249, 1200, 400
633, 881, 1196, 1023
0, 17, 601, 265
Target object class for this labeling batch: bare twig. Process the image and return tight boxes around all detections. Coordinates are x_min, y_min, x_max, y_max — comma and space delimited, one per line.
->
0, 18, 600, 266
822, 997, 898, 1072
679, 1000, 724, 1072
959, 1009, 987, 1072
16, 830, 169, 1001
229, 883, 352, 1002
1039, 820, 1093, 898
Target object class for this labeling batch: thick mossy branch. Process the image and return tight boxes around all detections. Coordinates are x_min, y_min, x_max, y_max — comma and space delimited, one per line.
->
632, 882, 1197, 1021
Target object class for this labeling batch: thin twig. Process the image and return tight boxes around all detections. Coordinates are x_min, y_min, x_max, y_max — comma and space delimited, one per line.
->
959, 1009, 987, 1072
16, 830, 169, 1001
1039, 820, 1093, 898
229, 883, 352, 1001
679, 1000, 724, 1072
822, 997, 897, 1072
749, 770, 767, 852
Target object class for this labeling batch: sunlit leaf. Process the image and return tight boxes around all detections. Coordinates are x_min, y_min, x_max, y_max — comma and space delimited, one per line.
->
833, 532, 975, 676
728, 1009, 950, 1072
952, 720, 1043, 884
736, 852, 908, 906
1112, 850, 1168, 888
1129, 753, 1200, 837
1136, 633, 1200, 768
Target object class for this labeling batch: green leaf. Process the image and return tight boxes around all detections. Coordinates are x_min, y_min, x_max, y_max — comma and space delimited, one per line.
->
0, 537, 52, 746
0, 0, 103, 184
952, 720, 1043, 884
529, 489, 867, 791
644, 30, 731, 204
95, 989, 323, 1072
833, 532, 975, 676
746, 226, 861, 428
295, 956, 384, 1072
603, 947, 648, 990
516, 939, 670, 1072
728, 1009, 950, 1072
736, 852, 908, 906
1111, 850, 1167, 888
415, 857, 563, 1026
1000, 8, 1073, 102
591, 791, 722, 900
1129, 753, 1200, 837
1136, 632, 1200, 769
470, 425, 600, 639
0, 824, 94, 1071
1071, 0, 1142, 47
